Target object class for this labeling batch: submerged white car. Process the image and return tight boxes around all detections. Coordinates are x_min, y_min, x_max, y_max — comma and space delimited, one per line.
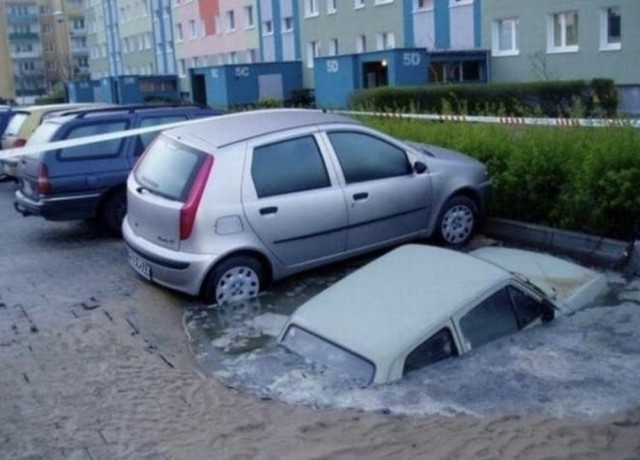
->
278, 245, 607, 385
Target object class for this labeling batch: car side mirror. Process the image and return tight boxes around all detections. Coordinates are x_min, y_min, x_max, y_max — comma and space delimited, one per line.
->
541, 301, 555, 323
414, 161, 427, 174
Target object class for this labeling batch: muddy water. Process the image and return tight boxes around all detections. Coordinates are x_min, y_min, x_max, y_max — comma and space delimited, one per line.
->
183, 255, 640, 419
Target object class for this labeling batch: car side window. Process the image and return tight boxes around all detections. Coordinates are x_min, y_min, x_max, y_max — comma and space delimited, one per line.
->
58, 121, 129, 160
327, 131, 412, 184
403, 328, 458, 376
509, 286, 544, 328
459, 287, 519, 349
135, 115, 188, 156
251, 135, 330, 198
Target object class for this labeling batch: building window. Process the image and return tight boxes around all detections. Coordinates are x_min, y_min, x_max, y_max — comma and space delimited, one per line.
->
282, 16, 293, 32
374, 0, 394, 5
246, 49, 257, 63
226, 10, 235, 32
262, 20, 273, 35
189, 19, 196, 39
328, 38, 338, 56
600, 6, 621, 51
327, 0, 337, 14
305, 0, 318, 17
414, 0, 433, 11
354, 0, 364, 9
144, 33, 151, 49
492, 17, 518, 56
356, 34, 366, 53
176, 23, 183, 41
548, 11, 578, 53
307, 41, 320, 68
376, 32, 395, 50
244, 5, 254, 28
215, 15, 222, 35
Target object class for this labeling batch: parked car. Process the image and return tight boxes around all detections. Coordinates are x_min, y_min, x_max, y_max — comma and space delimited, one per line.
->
1, 103, 108, 178
14, 104, 223, 233
123, 109, 492, 304
279, 244, 608, 385
0, 105, 12, 147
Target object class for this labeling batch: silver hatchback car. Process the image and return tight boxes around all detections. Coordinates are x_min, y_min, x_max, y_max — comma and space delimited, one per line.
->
123, 109, 491, 304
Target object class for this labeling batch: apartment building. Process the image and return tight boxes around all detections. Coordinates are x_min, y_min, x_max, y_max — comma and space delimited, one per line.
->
483, 0, 640, 113
173, 0, 260, 95
86, 0, 174, 79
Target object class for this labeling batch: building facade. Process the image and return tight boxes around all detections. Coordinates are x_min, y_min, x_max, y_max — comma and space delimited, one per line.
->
173, 0, 260, 95
483, 0, 640, 112
0, 0, 88, 103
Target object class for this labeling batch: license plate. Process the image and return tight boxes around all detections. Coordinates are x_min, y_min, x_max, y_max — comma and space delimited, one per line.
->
128, 251, 151, 280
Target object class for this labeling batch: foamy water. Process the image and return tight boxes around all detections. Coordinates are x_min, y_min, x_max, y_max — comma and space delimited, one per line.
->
184, 270, 640, 419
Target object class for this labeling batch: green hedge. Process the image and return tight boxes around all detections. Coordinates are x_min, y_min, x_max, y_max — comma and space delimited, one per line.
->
349, 80, 618, 118
362, 116, 640, 240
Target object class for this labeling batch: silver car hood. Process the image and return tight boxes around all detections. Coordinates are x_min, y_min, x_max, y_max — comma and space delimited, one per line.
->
405, 141, 485, 168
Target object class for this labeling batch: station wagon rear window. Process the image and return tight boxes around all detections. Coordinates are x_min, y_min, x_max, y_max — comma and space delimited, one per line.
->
135, 136, 206, 201
27, 121, 62, 145
4, 112, 28, 136
281, 325, 375, 385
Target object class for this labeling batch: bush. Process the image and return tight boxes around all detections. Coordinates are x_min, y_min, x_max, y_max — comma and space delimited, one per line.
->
362, 116, 640, 240
35, 95, 66, 105
349, 80, 618, 118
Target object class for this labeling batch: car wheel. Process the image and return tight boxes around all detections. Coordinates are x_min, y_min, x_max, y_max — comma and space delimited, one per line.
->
202, 256, 264, 306
101, 191, 126, 235
436, 196, 478, 246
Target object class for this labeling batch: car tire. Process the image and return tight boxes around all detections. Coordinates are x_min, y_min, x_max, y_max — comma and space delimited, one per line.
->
101, 191, 127, 235
436, 195, 478, 246
202, 256, 264, 306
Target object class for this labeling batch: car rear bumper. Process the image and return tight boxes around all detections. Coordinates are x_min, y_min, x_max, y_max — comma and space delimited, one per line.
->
122, 216, 216, 296
14, 189, 102, 221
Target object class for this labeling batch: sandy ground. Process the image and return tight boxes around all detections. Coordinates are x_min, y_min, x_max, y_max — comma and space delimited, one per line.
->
2, 282, 640, 460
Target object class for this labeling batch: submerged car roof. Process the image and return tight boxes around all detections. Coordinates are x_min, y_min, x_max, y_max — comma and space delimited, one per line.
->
285, 244, 512, 369
163, 109, 359, 149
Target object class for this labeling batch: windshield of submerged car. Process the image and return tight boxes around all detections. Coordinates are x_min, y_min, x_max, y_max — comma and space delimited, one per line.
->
280, 325, 375, 385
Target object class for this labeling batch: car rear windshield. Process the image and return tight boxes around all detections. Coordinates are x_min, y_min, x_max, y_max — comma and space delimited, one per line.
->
281, 325, 375, 385
134, 135, 207, 202
26, 121, 62, 145
4, 112, 29, 136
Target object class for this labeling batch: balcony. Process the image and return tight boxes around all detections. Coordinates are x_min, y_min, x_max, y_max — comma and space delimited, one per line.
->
6, 13, 39, 23
10, 50, 41, 59
8, 32, 39, 41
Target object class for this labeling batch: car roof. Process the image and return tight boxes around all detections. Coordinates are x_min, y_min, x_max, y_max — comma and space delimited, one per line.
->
285, 244, 512, 372
41, 104, 219, 125
164, 109, 360, 149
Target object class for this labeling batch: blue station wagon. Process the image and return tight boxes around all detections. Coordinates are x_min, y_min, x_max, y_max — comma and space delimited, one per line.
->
14, 105, 223, 233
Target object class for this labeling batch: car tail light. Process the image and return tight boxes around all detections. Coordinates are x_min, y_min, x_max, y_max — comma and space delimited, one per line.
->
180, 155, 213, 240
37, 163, 51, 195
13, 138, 26, 147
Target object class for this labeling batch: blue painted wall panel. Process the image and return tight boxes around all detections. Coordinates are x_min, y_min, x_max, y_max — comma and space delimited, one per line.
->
314, 55, 358, 109
435, 0, 450, 49
474, 0, 482, 48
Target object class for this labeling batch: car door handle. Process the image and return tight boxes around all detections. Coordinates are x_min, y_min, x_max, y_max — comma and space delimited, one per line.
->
259, 206, 278, 215
353, 192, 369, 201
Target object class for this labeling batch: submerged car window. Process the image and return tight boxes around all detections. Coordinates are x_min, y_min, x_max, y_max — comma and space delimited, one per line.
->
4, 112, 28, 136
327, 131, 412, 184
509, 287, 543, 328
135, 136, 205, 201
58, 121, 129, 159
27, 122, 62, 145
251, 136, 330, 198
403, 328, 458, 376
281, 325, 375, 385
135, 115, 188, 156
459, 287, 519, 349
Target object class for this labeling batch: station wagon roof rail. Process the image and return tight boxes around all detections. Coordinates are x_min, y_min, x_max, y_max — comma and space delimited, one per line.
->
55, 104, 212, 119
165, 109, 360, 149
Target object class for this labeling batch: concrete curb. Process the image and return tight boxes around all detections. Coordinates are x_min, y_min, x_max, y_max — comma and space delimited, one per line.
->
481, 218, 640, 276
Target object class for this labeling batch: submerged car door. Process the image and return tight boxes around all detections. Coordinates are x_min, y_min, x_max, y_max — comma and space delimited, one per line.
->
242, 128, 349, 267
322, 128, 432, 251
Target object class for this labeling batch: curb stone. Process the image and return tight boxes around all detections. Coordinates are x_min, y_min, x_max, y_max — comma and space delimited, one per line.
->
481, 218, 640, 276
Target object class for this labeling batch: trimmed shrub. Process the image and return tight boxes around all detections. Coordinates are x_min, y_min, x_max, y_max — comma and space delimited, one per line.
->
362, 116, 640, 240
349, 80, 618, 118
